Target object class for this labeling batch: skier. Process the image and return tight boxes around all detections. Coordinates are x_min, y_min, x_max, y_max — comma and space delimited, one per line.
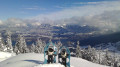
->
45, 47, 56, 63
59, 49, 69, 67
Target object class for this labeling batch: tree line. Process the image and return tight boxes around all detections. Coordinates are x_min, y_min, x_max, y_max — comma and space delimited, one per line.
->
0, 32, 120, 67
76, 41, 120, 67
0, 32, 63, 55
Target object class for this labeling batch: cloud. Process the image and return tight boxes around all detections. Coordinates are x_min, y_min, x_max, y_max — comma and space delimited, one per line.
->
24, 6, 46, 10
2, 1, 120, 33
55, 6, 66, 9
27, 1, 120, 32
25, 7, 46, 10
53, 10, 120, 32
32, 1, 120, 21
25, 7, 38, 10
73, 2, 100, 5
2, 10, 120, 33
0, 20, 3, 25
2, 18, 28, 27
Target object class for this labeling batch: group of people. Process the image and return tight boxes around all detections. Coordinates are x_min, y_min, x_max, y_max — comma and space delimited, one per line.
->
45, 46, 70, 67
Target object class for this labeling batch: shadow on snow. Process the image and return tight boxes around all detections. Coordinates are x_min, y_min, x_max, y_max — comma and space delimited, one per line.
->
24, 60, 44, 64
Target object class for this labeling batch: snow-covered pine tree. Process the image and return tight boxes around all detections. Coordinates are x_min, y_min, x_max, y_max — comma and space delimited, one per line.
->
6, 32, 13, 52
98, 44, 102, 64
113, 60, 120, 67
83, 45, 97, 63
42, 41, 46, 52
14, 35, 29, 53
22, 36, 29, 53
41, 40, 46, 53
13, 45, 20, 55
90, 47, 98, 63
15, 35, 23, 53
76, 41, 82, 58
56, 40, 62, 52
86, 45, 92, 61
35, 38, 44, 53
30, 43, 36, 53
0, 33, 6, 51
101, 49, 112, 66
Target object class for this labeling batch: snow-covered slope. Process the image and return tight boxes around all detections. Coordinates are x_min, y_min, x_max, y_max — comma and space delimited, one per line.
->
0, 53, 109, 67
0, 51, 15, 62
34, 64, 65, 67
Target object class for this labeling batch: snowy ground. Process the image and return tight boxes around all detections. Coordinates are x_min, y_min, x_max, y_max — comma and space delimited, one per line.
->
34, 64, 65, 67
0, 51, 15, 62
0, 53, 109, 67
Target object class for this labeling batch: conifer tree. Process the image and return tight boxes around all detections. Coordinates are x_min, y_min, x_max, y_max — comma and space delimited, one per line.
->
56, 40, 62, 52
0, 33, 6, 51
83, 45, 97, 62
30, 43, 36, 52
76, 41, 82, 58
6, 32, 13, 52
13, 45, 20, 55
35, 38, 44, 53
102, 49, 112, 66
14, 35, 29, 53
22, 36, 29, 53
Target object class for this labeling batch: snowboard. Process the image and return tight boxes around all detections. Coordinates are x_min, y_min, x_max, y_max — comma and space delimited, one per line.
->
58, 46, 71, 67
44, 42, 57, 64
